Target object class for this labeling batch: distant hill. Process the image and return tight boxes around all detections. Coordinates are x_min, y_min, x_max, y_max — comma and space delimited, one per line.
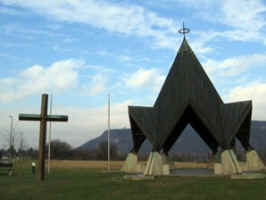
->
77, 121, 266, 155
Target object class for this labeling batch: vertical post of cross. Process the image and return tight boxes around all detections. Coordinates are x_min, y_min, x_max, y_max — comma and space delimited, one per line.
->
39, 94, 48, 181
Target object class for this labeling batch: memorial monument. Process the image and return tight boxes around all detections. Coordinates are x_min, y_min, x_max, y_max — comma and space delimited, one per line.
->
122, 24, 265, 176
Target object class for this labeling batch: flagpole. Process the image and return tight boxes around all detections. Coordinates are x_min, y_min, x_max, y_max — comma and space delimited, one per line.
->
107, 93, 111, 171
48, 93, 53, 174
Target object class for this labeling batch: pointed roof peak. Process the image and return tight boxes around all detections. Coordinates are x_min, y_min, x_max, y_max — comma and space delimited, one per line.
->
177, 22, 192, 55
177, 37, 193, 56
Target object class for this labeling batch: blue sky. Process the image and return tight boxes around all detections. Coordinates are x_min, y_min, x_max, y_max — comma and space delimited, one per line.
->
0, 0, 266, 149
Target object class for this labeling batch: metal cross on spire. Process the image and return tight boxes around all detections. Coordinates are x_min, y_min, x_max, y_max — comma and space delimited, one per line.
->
178, 22, 190, 38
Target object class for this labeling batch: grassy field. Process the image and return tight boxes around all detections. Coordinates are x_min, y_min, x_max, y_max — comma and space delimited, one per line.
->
1, 160, 266, 200
48, 160, 211, 169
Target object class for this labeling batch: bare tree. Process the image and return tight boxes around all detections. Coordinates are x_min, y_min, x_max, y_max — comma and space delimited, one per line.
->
0, 129, 16, 157
17, 132, 29, 159
45, 139, 72, 160
96, 141, 120, 160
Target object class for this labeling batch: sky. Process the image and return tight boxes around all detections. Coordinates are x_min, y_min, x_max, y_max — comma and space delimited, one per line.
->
0, 0, 266, 149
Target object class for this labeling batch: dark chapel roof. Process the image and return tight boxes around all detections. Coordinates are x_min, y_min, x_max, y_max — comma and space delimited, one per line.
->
128, 38, 252, 152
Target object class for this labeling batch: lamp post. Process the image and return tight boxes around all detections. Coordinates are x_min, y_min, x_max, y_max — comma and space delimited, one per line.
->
48, 93, 53, 174
107, 94, 110, 171
9, 115, 14, 159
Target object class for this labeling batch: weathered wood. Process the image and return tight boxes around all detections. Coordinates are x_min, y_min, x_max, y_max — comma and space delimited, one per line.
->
128, 37, 253, 154
19, 114, 68, 121
18, 93, 68, 181
39, 94, 48, 181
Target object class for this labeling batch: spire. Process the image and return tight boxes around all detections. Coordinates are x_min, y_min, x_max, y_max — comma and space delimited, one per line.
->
177, 22, 192, 55
178, 37, 193, 55
178, 22, 190, 38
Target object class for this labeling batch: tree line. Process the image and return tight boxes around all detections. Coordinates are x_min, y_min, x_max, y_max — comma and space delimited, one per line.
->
1, 139, 266, 163
0, 139, 126, 161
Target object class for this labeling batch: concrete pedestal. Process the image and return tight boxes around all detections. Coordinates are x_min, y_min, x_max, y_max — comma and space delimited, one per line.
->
214, 150, 242, 175
144, 152, 170, 176
161, 152, 169, 164
214, 163, 223, 175
246, 150, 265, 171
121, 153, 139, 173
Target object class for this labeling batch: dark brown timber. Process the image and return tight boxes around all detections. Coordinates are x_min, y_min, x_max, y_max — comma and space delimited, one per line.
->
128, 37, 253, 155
18, 94, 68, 181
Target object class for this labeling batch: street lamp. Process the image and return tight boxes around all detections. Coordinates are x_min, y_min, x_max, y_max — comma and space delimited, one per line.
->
107, 94, 111, 171
9, 115, 14, 158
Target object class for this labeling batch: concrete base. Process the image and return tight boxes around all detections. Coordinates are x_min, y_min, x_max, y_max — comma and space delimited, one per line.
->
246, 150, 265, 171
136, 162, 146, 173
214, 150, 242, 175
121, 153, 139, 173
214, 163, 223, 175
231, 173, 266, 179
161, 153, 169, 164
239, 161, 248, 171
144, 152, 170, 176
163, 164, 170, 175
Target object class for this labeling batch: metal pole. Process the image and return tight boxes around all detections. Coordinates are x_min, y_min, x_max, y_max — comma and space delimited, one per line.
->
9, 115, 13, 159
107, 94, 110, 171
48, 93, 53, 174
19, 132, 24, 158
39, 94, 48, 181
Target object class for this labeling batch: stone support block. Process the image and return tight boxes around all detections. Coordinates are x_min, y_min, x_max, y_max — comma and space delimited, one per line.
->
214, 150, 242, 175
121, 153, 139, 173
214, 163, 223, 175
246, 150, 265, 171
144, 152, 170, 176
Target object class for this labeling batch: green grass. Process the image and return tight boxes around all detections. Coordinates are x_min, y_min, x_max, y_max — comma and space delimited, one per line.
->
1, 165, 266, 200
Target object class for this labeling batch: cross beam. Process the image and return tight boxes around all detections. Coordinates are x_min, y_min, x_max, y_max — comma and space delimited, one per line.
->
19, 114, 68, 121
18, 93, 68, 181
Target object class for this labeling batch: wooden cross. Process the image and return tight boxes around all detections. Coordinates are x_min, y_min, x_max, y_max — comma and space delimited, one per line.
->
18, 93, 68, 181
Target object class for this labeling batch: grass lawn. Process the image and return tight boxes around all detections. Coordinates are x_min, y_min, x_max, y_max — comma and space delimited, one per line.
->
1, 164, 266, 200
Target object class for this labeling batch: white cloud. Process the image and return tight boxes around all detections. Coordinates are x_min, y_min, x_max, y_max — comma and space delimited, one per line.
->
119, 55, 132, 62
190, 39, 214, 54
2, 23, 66, 39
0, 0, 178, 50
82, 73, 107, 96
124, 68, 165, 91
58, 100, 132, 147
143, 0, 217, 9
221, 0, 266, 31
60, 100, 132, 147
213, 0, 266, 44
226, 81, 266, 120
0, 100, 133, 148
160, 0, 266, 45
84, 64, 113, 72
0, 59, 84, 102
204, 54, 266, 76
206, 0, 266, 43
185, 0, 266, 32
